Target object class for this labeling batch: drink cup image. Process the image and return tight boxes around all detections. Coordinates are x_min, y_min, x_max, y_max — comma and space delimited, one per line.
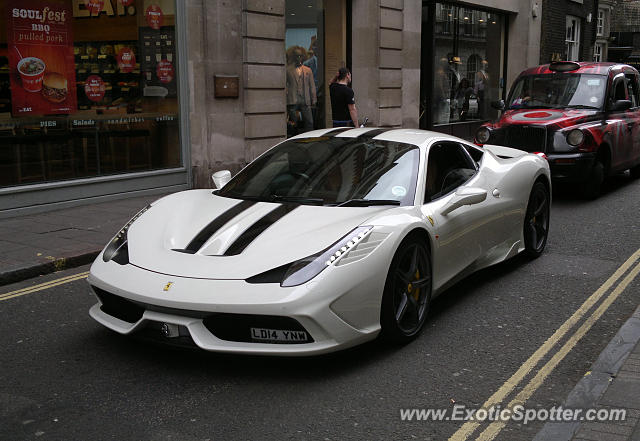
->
17, 57, 46, 92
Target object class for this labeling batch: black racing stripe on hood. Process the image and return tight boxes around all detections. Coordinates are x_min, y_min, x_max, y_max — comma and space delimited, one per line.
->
184, 200, 256, 253
323, 127, 352, 137
223, 204, 298, 256
355, 128, 387, 139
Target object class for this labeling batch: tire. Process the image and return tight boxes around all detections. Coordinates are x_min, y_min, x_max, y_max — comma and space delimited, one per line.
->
380, 236, 432, 343
631, 164, 640, 179
582, 160, 604, 199
523, 181, 550, 258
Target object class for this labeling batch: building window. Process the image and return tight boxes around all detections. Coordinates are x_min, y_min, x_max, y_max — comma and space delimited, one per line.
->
596, 9, 605, 37
439, 4, 453, 35
593, 43, 603, 62
0, 0, 182, 189
430, 3, 504, 126
565, 16, 581, 61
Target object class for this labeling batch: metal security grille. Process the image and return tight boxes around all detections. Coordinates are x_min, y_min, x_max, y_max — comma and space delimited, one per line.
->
504, 126, 547, 152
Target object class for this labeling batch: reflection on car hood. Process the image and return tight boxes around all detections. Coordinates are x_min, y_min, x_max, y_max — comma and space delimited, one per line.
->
500, 108, 598, 128
125, 190, 393, 279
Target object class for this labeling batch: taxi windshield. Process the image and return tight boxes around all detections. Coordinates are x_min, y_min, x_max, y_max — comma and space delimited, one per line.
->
507, 74, 606, 110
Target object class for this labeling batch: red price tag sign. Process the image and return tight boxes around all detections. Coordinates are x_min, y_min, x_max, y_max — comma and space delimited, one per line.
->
85, 75, 106, 102
116, 47, 136, 73
146, 5, 163, 30
156, 60, 174, 84
86, 0, 104, 15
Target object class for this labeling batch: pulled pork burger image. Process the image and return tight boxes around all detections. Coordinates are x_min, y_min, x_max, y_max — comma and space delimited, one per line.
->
41, 72, 68, 103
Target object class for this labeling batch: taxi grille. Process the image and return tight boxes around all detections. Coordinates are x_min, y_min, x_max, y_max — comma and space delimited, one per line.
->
503, 126, 547, 152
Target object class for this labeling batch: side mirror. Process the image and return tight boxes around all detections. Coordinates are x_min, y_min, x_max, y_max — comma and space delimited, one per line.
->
610, 99, 632, 112
490, 100, 505, 111
212, 170, 232, 189
440, 187, 487, 216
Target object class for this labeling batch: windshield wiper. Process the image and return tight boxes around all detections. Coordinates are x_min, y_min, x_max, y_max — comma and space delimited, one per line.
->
564, 104, 599, 110
270, 195, 324, 205
336, 199, 401, 207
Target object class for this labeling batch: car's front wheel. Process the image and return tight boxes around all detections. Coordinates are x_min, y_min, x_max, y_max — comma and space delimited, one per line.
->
523, 181, 550, 258
380, 236, 432, 343
582, 160, 604, 199
630, 163, 640, 179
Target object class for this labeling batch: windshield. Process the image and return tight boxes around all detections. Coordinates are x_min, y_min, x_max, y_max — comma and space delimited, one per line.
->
217, 136, 420, 206
507, 74, 606, 110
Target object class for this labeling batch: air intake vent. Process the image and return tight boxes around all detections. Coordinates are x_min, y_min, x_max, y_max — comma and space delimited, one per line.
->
335, 232, 389, 266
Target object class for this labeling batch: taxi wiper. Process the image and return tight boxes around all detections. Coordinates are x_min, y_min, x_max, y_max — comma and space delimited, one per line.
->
270, 195, 324, 205
564, 104, 599, 110
336, 199, 401, 207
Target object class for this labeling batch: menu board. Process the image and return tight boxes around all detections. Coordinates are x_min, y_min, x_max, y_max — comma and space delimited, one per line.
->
6, 0, 78, 115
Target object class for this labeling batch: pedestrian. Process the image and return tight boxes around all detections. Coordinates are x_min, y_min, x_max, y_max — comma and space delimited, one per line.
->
329, 67, 358, 128
286, 45, 316, 134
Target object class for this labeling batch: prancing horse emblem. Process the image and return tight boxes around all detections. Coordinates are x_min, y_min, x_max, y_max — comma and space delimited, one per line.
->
163, 281, 173, 292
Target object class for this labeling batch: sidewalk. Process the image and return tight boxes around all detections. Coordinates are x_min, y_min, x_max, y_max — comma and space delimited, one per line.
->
0, 194, 166, 286
535, 305, 640, 441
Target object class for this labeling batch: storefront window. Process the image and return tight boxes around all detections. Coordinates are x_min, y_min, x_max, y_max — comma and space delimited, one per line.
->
0, 0, 181, 188
285, 0, 324, 137
431, 3, 504, 126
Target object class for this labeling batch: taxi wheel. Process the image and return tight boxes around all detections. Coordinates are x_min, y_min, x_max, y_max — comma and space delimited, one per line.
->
582, 160, 604, 199
380, 236, 432, 343
631, 164, 640, 179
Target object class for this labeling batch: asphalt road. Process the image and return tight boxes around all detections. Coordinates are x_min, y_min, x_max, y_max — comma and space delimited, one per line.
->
1, 174, 639, 441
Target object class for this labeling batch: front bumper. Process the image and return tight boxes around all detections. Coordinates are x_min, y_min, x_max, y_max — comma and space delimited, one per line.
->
88, 253, 389, 356
547, 152, 596, 183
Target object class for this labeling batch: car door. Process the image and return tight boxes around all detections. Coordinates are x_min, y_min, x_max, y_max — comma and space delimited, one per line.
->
607, 73, 633, 171
624, 71, 640, 167
421, 141, 494, 291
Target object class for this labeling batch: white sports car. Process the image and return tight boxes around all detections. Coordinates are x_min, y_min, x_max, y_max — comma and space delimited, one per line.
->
88, 127, 551, 355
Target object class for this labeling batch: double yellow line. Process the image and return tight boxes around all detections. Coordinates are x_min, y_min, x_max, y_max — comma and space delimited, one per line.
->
0, 271, 89, 302
449, 248, 640, 441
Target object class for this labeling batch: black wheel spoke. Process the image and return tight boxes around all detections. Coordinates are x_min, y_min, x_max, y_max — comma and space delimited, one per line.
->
527, 222, 537, 247
534, 196, 547, 216
395, 292, 409, 322
412, 276, 431, 289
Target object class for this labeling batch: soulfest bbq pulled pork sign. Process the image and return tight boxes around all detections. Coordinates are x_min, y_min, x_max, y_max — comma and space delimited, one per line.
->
7, 0, 77, 115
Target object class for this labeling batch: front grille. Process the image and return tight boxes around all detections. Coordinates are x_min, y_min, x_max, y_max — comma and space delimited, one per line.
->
503, 126, 547, 152
203, 313, 314, 344
93, 286, 144, 323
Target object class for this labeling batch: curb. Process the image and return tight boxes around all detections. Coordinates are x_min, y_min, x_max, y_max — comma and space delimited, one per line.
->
0, 251, 100, 287
533, 304, 640, 441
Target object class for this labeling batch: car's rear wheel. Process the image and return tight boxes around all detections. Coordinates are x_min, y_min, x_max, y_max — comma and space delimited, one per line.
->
380, 237, 432, 343
582, 160, 604, 199
523, 181, 550, 258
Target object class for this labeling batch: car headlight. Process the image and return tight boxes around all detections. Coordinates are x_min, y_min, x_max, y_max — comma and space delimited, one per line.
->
566, 129, 584, 146
102, 204, 151, 263
475, 126, 491, 144
281, 226, 374, 287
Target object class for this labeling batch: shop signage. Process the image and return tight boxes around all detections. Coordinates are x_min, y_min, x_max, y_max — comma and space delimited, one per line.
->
72, 0, 135, 17
156, 60, 174, 84
86, 0, 104, 15
146, 4, 163, 30
7, 0, 78, 115
84, 75, 106, 102
116, 47, 136, 73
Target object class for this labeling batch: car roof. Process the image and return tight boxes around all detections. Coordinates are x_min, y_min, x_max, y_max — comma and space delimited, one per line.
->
518, 62, 639, 77
289, 127, 469, 149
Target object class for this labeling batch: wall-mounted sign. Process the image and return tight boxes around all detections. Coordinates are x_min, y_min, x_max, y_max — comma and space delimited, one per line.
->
146, 4, 163, 29
72, 0, 135, 17
86, 0, 104, 15
7, 0, 78, 115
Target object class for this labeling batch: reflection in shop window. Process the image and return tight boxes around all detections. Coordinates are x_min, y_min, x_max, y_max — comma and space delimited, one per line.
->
285, 1, 324, 138
0, 0, 182, 188
433, 3, 504, 126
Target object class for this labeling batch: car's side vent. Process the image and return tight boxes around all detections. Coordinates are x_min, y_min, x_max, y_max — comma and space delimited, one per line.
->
335, 232, 389, 266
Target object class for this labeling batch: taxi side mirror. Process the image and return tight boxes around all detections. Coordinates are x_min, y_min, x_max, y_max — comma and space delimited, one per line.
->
490, 100, 505, 111
610, 99, 632, 112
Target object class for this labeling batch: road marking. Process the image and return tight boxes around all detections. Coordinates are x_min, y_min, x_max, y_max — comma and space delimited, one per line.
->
476, 260, 640, 441
0, 271, 89, 301
448, 248, 640, 441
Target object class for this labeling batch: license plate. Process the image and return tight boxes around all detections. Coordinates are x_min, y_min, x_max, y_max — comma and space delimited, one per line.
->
250, 327, 308, 342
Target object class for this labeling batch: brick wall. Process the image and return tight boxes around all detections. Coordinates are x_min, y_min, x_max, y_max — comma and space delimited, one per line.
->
540, 0, 598, 63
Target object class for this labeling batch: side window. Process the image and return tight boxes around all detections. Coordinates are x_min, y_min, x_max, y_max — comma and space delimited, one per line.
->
625, 74, 640, 108
463, 143, 484, 163
611, 77, 628, 103
425, 142, 477, 202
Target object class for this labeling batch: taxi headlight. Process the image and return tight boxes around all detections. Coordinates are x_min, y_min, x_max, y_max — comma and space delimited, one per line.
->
475, 127, 491, 144
566, 129, 585, 147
